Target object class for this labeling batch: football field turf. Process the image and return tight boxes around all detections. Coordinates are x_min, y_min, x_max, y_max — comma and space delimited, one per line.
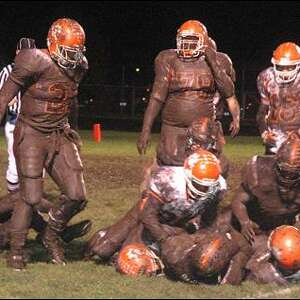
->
0, 130, 299, 299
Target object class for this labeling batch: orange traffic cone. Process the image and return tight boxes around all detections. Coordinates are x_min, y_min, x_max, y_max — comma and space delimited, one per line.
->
93, 123, 101, 143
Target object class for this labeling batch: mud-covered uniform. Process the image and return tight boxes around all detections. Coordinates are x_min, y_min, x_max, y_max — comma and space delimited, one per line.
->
232, 155, 300, 232
0, 48, 88, 259
86, 165, 227, 260
161, 208, 252, 285
140, 49, 235, 166
257, 67, 300, 154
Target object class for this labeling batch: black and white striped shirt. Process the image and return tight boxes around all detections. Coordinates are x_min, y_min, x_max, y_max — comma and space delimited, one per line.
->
0, 63, 21, 124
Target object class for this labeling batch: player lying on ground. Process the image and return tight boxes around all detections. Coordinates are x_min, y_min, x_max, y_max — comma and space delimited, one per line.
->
246, 225, 300, 285
85, 151, 251, 284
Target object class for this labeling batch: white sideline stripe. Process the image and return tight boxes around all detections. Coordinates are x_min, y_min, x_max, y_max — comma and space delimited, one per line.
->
243, 286, 300, 299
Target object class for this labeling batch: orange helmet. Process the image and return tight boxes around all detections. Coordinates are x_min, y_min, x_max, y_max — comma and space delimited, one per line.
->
47, 18, 86, 69
271, 42, 300, 84
117, 243, 164, 276
176, 20, 208, 59
268, 225, 300, 273
192, 232, 239, 277
184, 149, 222, 198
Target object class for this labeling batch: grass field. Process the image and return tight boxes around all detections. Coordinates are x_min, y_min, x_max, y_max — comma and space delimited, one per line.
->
0, 130, 299, 298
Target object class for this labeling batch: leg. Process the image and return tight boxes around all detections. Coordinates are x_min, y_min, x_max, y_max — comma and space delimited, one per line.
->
4, 121, 19, 192
8, 122, 45, 270
43, 137, 86, 264
85, 200, 141, 260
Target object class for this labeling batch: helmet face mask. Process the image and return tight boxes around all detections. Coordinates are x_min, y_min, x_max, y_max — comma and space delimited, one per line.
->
176, 34, 205, 59
57, 45, 85, 69
273, 62, 300, 84
184, 150, 221, 200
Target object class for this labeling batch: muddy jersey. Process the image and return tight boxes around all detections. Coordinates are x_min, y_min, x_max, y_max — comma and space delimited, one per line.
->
0, 49, 88, 133
160, 210, 250, 285
239, 155, 300, 230
149, 166, 226, 224
257, 67, 300, 133
152, 49, 235, 127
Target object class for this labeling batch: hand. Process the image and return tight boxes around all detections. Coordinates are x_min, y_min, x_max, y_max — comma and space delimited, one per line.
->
241, 220, 259, 244
262, 130, 278, 147
8, 97, 17, 107
229, 120, 240, 137
137, 130, 151, 155
204, 45, 217, 63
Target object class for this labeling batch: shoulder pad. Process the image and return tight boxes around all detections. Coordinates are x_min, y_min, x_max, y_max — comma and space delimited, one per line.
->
14, 48, 50, 73
216, 52, 235, 81
257, 67, 274, 84
155, 49, 176, 64
149, 167, 185, 202
243, 155, 276, 191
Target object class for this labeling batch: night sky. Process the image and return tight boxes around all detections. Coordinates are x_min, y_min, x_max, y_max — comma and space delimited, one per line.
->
0, 1, 300, 85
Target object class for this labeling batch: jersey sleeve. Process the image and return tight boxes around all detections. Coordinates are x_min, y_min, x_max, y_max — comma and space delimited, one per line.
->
149, 50, 172, 104
257, 70, 270, 105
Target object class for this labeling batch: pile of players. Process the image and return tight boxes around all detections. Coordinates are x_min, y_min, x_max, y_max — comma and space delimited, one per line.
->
85, 21, 300, 286
1, 17, 300, 287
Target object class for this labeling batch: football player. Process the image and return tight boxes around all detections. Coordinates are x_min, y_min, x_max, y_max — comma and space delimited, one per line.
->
257, 42, 300, 154
137, 20, 239, 166
0, 18, 88, 270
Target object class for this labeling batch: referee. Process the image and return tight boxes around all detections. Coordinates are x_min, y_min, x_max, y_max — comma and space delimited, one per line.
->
0, 37, 36, 192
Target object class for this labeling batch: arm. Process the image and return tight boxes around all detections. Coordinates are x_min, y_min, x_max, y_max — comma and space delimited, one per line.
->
246, 237, 288, 286
137, 52, 170, 155
0, 50, 38, 123
231, 185, 259, 244
256, 70, 272, 137
205, 47, 235, 99
69, 96, 79, 131
140, 194, 179, 242
256, 102, 269, 135
0, 79, 21, 122
226, 95, 240, 137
